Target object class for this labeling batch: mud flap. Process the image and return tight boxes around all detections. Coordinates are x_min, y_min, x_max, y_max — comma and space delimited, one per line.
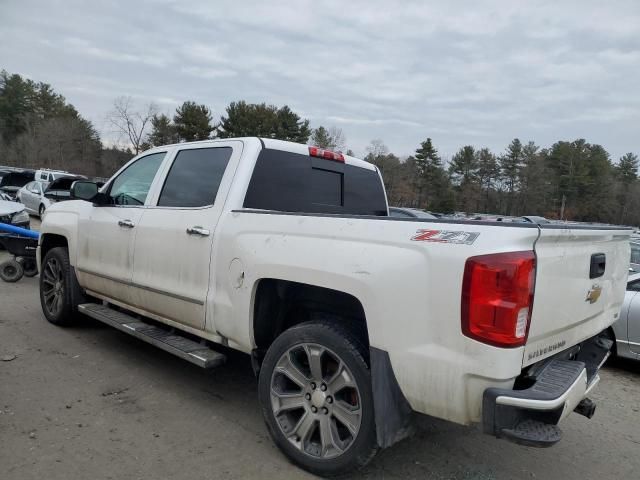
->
369, 347, 415, 448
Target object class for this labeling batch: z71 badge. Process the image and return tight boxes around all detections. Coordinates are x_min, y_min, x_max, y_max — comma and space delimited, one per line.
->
411, 229, 480, 245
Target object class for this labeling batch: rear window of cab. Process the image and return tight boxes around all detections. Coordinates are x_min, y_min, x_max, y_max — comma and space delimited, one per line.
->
243, 149, 387, 216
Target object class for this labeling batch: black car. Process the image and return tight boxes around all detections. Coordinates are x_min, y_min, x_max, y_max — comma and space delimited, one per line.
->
0, 170, 36, 199
44, 175, 87, 205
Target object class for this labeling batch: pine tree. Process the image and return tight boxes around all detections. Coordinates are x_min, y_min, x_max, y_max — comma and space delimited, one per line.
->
310, 126, 331, 148
476, 147, 499, 212
499, 138, 524, 215
618, 152, 639, 184
413, 138, 448, 209
148, 114, 178, 146
414, 138, 442, 175
173, 101, 213, 141
518, 141, 548, 216
449, 146, 479, 212
218, 101, 310, 143
449, 145, 478, 185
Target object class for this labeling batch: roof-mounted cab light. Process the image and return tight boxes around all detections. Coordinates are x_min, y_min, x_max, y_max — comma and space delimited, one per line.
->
308, 146, 345, 163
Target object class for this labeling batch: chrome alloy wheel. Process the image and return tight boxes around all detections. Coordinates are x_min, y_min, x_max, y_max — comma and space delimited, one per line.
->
270, 343, 362, 459
41, 257, 64, 317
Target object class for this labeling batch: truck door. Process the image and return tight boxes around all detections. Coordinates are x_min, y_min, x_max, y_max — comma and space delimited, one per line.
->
130, 141, 243, 330
75, 151, 168, 304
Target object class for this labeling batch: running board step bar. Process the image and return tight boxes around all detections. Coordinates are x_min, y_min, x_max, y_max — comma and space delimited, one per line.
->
77, 303, 226, 369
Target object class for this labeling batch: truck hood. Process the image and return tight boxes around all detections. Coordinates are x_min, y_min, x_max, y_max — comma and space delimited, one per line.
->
0, 199, 25, 216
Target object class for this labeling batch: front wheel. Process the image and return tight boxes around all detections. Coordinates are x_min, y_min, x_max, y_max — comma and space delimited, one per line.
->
258, 321, 378, 477
39, 204, 45, 217
39, 247, 85, 325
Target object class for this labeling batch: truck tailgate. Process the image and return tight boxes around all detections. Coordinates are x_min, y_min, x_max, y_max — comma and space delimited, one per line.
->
524, 226, 630, 367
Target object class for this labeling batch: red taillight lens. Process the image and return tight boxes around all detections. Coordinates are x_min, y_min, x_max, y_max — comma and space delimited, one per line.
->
308, 146, 345, 163
461, 251, 536, 348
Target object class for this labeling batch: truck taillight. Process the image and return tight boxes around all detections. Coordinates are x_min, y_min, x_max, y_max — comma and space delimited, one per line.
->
308, 146, 345, 163
461, 251, 536, 348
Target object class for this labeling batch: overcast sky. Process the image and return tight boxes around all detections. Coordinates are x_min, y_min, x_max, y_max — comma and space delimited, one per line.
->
1, 0, 639, 160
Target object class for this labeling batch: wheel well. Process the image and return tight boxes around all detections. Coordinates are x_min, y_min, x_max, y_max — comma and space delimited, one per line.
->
252, 278, 370, 356
40, 234, 68, 261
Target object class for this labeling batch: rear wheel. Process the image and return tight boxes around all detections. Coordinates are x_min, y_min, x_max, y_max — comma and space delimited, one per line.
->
258, 321, 377, 477
39, 247, 85, 325
0, 259, 24, 282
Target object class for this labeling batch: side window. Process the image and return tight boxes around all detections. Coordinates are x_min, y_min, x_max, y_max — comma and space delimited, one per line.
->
630, 244, 640, 265
158, 147, 232, 208
627, 280, 640, 292
109, 152, 166, 206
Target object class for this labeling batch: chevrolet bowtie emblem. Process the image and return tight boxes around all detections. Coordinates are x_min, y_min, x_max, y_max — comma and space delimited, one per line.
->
586, 285, 602, 304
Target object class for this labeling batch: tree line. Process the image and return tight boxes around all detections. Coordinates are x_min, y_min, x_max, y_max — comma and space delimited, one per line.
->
1, 69, 638, 225
366, 136, 639, 225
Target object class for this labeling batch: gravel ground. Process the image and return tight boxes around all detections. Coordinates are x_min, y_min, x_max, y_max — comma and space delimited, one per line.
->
1, 216, 639, 479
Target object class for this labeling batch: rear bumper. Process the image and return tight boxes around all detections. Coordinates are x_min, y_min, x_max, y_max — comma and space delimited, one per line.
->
482, 331, 612, 447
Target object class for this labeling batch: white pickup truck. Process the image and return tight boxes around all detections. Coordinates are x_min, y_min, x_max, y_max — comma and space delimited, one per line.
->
38, 138, 630, 476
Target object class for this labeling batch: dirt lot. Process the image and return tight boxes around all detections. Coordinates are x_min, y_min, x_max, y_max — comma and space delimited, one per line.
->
1, 219, 640, 479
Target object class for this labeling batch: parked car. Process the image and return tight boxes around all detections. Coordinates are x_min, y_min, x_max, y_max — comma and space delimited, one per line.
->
43, 175, 87, 212
611, 273, 640, 361
0, 170, 35, 199
630, 242, 640, 273
35, 169, 73, 183
0, 169, 12, 183
17, 181, 50, 217
0, 197, 30, 229
38, 138, 630, 476
0, 191, 14, 202
520, 215, 551, 224
388, 206, 437, 219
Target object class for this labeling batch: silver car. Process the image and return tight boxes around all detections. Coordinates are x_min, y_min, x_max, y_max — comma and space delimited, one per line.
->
16, 181, 50, 217
612, 272, 640, 360
630, 242, 640, 273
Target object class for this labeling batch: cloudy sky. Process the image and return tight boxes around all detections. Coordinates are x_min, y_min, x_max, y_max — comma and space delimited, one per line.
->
2, 0, 639, 160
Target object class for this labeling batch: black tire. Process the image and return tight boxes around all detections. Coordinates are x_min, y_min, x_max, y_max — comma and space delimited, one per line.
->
39, 204, 45, 217
258, 320, 378, 477
39, 247, 86, 326
22, 258, 38, 277
0, 259, 24, 282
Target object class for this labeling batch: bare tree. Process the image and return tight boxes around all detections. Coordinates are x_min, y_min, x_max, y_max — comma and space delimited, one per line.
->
108, 97, 157, 155
326, 126, 346, 152
365, 139, 389, 159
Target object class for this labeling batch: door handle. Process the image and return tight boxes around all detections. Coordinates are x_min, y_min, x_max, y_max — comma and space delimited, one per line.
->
118, 219, 135, 229
186, 226, 210, 237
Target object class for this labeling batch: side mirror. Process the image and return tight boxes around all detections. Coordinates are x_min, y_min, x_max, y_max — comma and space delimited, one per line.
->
70, 181, 99, 202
